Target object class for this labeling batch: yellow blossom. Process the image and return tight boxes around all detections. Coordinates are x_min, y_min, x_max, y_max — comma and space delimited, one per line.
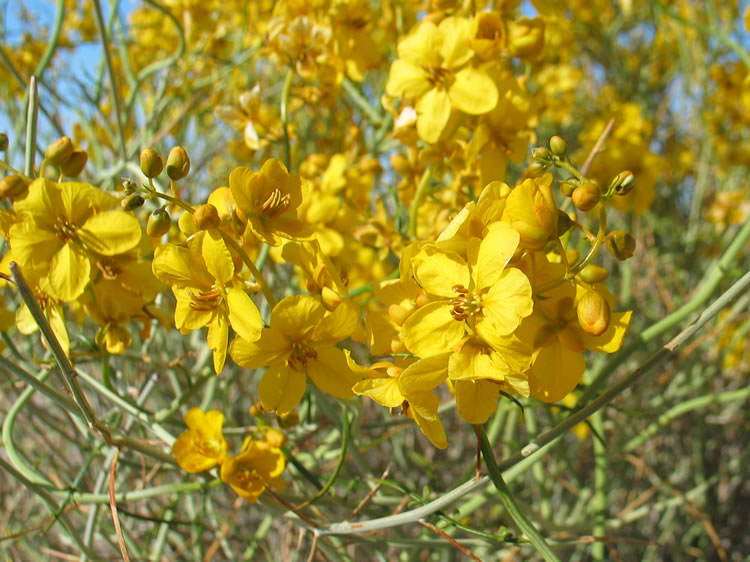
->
172, 407, 228, 473
220, 438, 286, 503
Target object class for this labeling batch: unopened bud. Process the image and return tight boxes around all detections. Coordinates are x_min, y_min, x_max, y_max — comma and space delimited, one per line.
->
60, 149, 88, 177
0, 133, 8, 151
549, 135, 567, 157
605, 230, 636, 260
140, 148, 163, 178
193, 203, 220, 230
571, 182, 601, 212
263, 428, 286, 448
147, 208, 171, 237
120, 178, 137, 193
503, 177, 559, 252
527, 161, 548, 177
278, 410, 300, 428
612, 170, 635, 195
0, 175, 30, 200
531, 147, 552, 163
577, 291, 611, 336
578, 264, 609, 283
166, 146, 190, 180
121, 193, 145, 211
507, 17, 545, 59
45, 136, 74, 166
249, 403, 264, 417
560, 180, 577, 197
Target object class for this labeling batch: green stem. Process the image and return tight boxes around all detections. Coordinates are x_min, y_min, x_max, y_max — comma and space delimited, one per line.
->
581, 216, 750, 402
341, 78, 383, 126
591, 411, 606, 560
92, 0, 128, 163
24, 76, 38, 176
478, 427, 560, 561
34, 0, 65, 78
408, 167, 432, 240
280, 68, 294, 170
298, 410, 350, 509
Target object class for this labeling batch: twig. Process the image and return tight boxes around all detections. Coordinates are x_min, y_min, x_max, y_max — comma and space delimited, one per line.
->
581, 118, 615, 175
109, 449, 130, 562
419, 520, 482, 561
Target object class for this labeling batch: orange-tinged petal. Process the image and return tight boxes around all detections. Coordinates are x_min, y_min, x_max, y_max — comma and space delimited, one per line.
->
479, 268, 533, 339
230, 327, 289, 369
48, 243, 90, 302
450, 67, 498, 114
528, 341, 585, 402
413, 246, 470, 297
402, 302, 464, 357
258, 364, 307, 414
455, 379, 498, 424
226, 287, 263, 343
416, 87, 451, 143
305, 346, 357, 399
79, 210, 142, 256
207, 314, 229, 374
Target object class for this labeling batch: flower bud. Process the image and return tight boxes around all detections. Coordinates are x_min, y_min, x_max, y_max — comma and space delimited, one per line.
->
263, 428, 286, 448
527, 161, 548, 177
60, 149, 88, 177
605, 230, 636, 260
140, 148, 163, 178
120, 178, 137, 193
147, 208, 172, 237
577, 291, 611, 336
503, 176, 559, 251
121, 193, 145, 211
0, 133, 8, 151
571, 182, 601, 212
507, 17, 545, 59
578, 264, 609, 283
0, 175, 30, 200
549, 135, 567, 157
470, 11, 506, 60
278, 410, 300, 428
249, 403, 264, 417
166, 146, 190, 180
560, 180, 577, 197
611, 170, 635, 195
531, 146, 552, 163
193, 203, 220, 230
45, 136, 74, 166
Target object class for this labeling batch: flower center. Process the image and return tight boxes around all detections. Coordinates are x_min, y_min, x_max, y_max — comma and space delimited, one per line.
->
188, 287, 223, 311
258, 188, 291, 218
288, 340, 317, 370
449, 284, 481, 321
426, 65, 452, 90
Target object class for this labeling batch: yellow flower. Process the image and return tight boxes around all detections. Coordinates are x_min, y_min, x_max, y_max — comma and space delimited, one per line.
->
229, 158, 313, 246
402, 221, 533, 357
152, 231, 263, 373
230, 295, 361, 413
502, 175, 558, 252
386, 16, 498, 143
9, 178, 142, 302
220, 438, 286, 504
172, 407, 228, 473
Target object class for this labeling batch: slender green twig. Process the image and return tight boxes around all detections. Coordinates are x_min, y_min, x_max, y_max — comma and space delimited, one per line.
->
34, 0, 65, 78
478, 426, 561, 561
92, 0, 128, 162
408, 167, 432, 240
24, 76, 38, 176
298, 410, 350, 509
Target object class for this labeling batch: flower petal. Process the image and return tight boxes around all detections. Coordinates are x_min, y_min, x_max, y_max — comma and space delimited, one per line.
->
258, 364, 307, 414
449, 67, 499, 115
402, 302, 464, 357
455, 379, 499, 424
79, 210, 142, 256
226, 287, 263, 343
